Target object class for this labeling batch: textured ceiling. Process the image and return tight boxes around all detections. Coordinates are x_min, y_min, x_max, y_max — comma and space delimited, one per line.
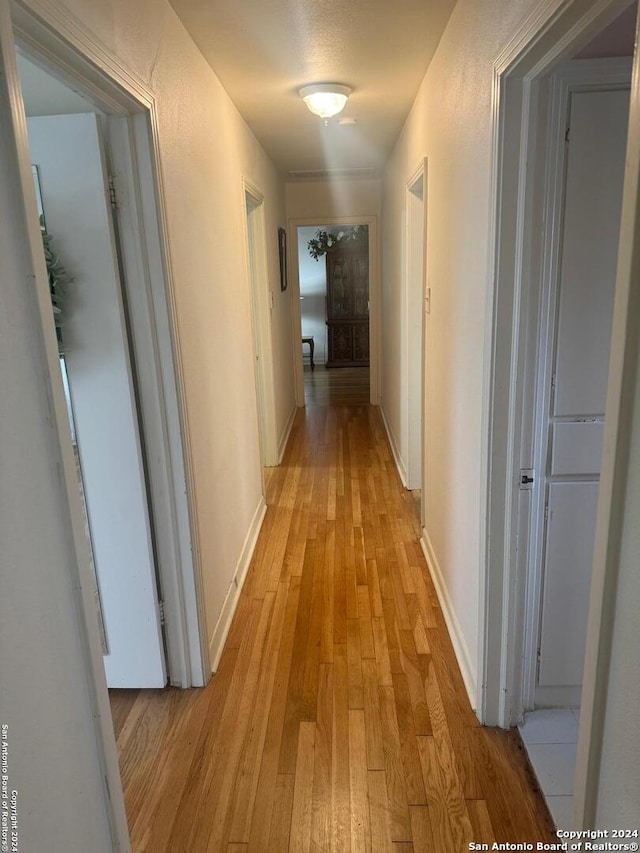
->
169, 0, 456, 177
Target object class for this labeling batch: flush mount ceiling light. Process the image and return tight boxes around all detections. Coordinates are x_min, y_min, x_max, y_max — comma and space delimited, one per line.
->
299, 83, 352, 120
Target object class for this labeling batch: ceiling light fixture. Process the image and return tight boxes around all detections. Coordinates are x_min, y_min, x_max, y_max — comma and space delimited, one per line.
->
299, 83, 352, 122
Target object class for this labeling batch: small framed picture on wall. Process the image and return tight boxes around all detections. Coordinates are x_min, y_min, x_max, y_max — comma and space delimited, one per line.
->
278, 227, 288, 292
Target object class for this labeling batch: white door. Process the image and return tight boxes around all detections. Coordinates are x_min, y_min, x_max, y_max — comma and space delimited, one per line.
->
28, 112, 167, 688
536, 88, 629, 697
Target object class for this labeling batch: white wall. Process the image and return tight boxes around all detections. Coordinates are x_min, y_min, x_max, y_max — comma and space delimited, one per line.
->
286, 178, 381, 223
18, 0, 294, 664
143, 5, 292, 652
381, 0, 542, 701
298, 225, 328, 363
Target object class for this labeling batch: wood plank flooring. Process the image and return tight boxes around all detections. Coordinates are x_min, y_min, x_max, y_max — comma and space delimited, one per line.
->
304, 365, 370, 406
110, 403, 555, 852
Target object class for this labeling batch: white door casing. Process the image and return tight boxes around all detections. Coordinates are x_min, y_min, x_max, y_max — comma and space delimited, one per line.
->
244, 181, 278, 469
406, 161, 427, 496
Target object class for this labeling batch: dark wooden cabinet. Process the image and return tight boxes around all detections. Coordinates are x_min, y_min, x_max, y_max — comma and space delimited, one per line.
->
325, 244, 369, 367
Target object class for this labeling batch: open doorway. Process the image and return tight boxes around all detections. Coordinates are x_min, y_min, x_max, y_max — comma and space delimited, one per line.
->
517, 45, 632, 827
11, 18, 206, 693
296, 223, 370, 406
480, 0, 637, 830
19, 54, 168, 689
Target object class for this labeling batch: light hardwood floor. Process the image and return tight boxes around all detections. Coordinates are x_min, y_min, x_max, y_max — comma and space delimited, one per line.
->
304, 365, 370, 406
110, 403, 555, 852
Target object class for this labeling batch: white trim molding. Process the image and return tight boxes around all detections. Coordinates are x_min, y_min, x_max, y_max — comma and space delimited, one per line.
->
405, 157, 428, 496
243, 177, 280, 469
278, 404, 297, 464
380, 403, 408, 487
420, 531, 477, 710
209, 498, 267, 673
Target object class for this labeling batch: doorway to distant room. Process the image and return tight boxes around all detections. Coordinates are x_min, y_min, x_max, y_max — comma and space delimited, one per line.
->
10, 23, 205, 693
296, 223, 370, 406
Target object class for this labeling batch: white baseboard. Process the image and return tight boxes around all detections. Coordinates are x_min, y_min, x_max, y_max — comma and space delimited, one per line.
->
420, 529, 477, 709
208, 497, 267, 672
380, 404, 408, 487
277, 405, 297, 464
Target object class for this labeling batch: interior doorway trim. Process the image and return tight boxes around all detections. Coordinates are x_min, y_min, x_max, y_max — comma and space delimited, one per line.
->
243, 178, 279, 468
480, 0, 638, 828
289, 215, 380, 406
405, 159, 428, 507
10, 0, 209, 688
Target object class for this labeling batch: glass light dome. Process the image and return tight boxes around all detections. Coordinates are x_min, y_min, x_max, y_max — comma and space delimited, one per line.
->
299, 84, 351, 119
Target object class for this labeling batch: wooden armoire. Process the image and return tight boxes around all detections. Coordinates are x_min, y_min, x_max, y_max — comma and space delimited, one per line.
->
325, 242, 369, 367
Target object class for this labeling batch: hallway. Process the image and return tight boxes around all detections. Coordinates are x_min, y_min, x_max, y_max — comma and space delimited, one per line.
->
110, 403, 554, 852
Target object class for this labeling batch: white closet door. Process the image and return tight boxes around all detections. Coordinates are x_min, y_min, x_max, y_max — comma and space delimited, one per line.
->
537, 88, 629, 691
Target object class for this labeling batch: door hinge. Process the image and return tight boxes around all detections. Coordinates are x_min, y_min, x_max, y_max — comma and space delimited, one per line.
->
108, 176, 117, 208
520, 468, 534, 490
158, 599, 166, 626
565, 125, 570, 144
536, 647, 542, 681
544, 504, 550, 522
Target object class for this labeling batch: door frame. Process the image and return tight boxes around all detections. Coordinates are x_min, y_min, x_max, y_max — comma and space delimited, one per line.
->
9, 0, 209, 688
479, 0, 638, 828
405, 159, 428, 505
243, 179, 278, 468
520, 59, 632, 711
289, 215, 380, 406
